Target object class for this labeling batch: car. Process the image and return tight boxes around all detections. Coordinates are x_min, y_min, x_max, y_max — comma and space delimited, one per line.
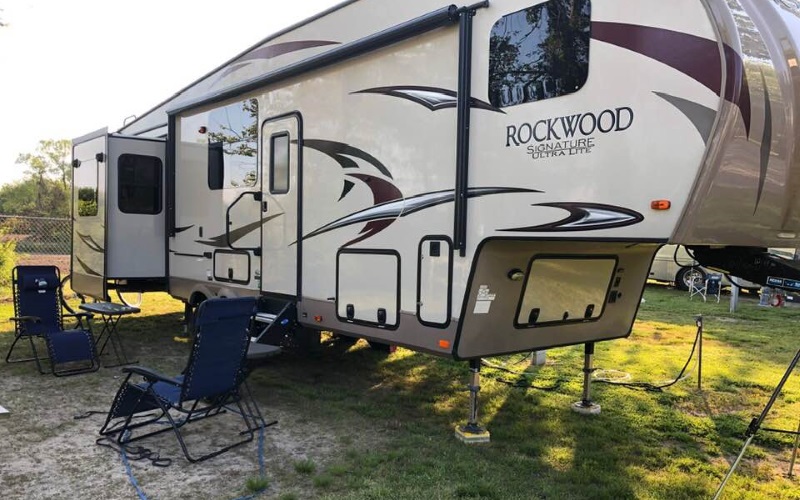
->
649, 245, 763, 291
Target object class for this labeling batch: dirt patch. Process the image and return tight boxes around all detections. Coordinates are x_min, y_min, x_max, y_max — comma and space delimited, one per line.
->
0, 342, 383, 500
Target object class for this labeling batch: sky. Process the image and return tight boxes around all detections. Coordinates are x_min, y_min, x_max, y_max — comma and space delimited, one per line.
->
0, 0, 341, 186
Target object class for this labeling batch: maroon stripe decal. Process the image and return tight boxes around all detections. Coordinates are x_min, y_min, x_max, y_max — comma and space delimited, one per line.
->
237, 40, 340, 64
217, 40, 341, 80
346, 173, 403, 206
593, 22, 751, 136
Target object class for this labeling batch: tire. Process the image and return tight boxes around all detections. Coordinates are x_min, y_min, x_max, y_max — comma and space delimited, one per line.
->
675, 267, 706, 291
116, 290, 143, 308
367, 340, 396, 353
332, 333, 359, 346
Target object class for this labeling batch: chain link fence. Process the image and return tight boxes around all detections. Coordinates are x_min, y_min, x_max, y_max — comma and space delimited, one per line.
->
0, 215, 71, 288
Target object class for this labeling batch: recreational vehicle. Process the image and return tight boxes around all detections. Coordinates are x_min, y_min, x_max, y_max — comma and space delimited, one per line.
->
71, 0, 800, 437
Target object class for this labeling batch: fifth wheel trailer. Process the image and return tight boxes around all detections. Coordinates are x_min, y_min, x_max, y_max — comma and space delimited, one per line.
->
73, 1, 800, 365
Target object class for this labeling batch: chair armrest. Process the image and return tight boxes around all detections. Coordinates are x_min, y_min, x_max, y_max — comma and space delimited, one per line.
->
64, 312, 94, 320
122, 366, 182, 386
9, 316, 41, 324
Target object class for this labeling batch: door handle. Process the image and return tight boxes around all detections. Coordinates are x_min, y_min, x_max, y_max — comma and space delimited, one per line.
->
262, 201, 269, 212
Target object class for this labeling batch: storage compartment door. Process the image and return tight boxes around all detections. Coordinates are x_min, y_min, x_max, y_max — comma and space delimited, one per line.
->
417, 237, 452, 327
213, 250, 251, 285
337, 250, 400, 328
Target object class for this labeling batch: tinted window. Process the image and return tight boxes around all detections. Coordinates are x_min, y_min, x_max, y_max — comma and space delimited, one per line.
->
206, 98, 258, 190
75, 157, 99, 217
270, 133, 290, 194
118, 154, 162, 215
489, 0, 591, 108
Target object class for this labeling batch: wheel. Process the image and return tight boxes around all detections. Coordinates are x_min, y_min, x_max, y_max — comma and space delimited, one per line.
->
332, 333, 359, 346
675, 267, 706, 291
367, 340, 396, 354
116, 290, 143, 308
60, 274, 86, 314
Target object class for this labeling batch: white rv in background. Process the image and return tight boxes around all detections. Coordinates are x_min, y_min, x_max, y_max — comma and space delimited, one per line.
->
72, 0, 800, 362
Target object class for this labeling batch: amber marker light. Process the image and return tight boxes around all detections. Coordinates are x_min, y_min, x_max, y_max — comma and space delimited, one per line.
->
439, 340, 451, 349
651, 200, 671, 210
314, 315, 323, 323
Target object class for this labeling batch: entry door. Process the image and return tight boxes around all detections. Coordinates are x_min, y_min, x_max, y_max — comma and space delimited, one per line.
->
261, 115, 300, 296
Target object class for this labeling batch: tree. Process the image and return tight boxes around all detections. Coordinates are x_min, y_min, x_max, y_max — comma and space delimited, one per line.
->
0, 178, 70, 217
16, 139, 72, 190
6, 139, 72, 217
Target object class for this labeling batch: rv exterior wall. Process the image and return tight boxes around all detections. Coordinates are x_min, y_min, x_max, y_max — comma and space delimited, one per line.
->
71, 134, 108, 299
673, 0, 800, 247
158, 0, 800, 357
106, 136, 166, 279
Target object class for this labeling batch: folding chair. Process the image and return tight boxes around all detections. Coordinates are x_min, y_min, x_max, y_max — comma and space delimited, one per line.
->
99, 297, 269, 463
689, 273, 722, 303
6, 266, 98, 376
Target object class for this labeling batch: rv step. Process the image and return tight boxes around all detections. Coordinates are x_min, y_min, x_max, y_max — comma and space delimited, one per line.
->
247, 341, 281, 360
254, 312, 277, 324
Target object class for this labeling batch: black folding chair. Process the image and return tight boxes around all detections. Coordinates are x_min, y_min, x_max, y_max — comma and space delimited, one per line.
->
99, 297, 270, 463
6, 265, 98, 376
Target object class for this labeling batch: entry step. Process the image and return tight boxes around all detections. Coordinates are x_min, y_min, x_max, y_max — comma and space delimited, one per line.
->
247, 341, 281, 360
254, 312, 277, 324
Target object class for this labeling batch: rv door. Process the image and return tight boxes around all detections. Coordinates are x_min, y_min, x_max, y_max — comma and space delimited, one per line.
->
71, 129, 108, 299
260, 114, 301, 296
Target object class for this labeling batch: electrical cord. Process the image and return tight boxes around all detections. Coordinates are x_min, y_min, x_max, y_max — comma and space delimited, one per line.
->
593, 321, 702, 392
81, 407, 270, 499
673, 245, 695, 270
481, 358, 564, 392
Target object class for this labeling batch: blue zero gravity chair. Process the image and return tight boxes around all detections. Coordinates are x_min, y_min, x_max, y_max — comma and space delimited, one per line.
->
6, 266, 98, 376
99, 297, 269, 463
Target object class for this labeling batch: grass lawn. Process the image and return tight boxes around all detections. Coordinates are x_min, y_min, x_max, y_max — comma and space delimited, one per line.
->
0, 285, 799, 499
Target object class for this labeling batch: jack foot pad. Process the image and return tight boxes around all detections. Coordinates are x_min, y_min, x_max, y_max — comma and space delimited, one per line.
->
455, 424, 491, 444
571, 401, 601, 415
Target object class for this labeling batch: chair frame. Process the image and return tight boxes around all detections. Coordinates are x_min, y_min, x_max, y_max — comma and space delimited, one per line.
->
6, 265, 99, 376
689, 273, 722, 303
99, 298, 270, 463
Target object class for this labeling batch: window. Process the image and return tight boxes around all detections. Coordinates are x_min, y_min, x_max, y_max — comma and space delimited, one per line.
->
206, 98, 258, 190
269, 132, 290, 194
118, 154, 162, 214
515, 256, 615, 328
75, 157, 99, 217
489, 0, 591, 108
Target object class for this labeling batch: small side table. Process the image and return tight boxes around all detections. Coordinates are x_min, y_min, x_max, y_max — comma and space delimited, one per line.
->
79, 302, 140, 367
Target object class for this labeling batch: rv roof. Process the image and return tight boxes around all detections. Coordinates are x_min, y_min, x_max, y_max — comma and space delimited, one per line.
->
117, 0, 358, 135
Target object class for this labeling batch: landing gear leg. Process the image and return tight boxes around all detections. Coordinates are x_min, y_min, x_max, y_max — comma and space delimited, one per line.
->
455, 359, 491, 444
572, 342, 601, 415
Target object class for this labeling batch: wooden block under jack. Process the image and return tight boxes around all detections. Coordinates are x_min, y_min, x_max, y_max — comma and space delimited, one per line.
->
454, 425, 491, 444
571, 401, 601, 415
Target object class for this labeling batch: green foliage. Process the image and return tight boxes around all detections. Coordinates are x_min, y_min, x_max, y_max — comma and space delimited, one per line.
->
0, 226, 17, 287
293, 459, 316, 475
0, 177, 69, 217
16, 139, 72, 189
2, 139, 72, 218
77, 187, 98, 217
244, 475, 269, 494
